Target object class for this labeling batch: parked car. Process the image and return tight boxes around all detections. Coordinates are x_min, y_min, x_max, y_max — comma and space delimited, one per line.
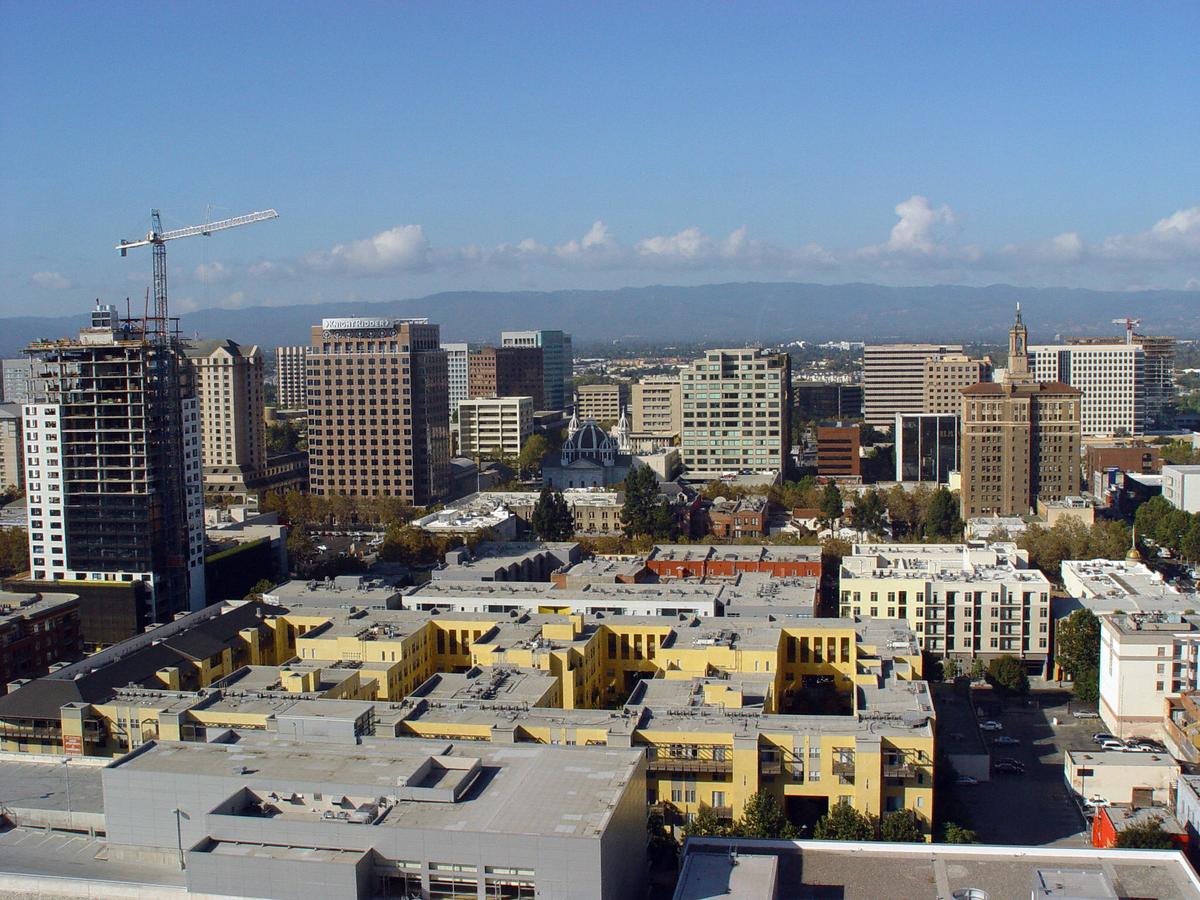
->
1083, 796, 1111, 809
979, 720, 1003, 731
993, 761, 1025, 774
992, 736, 1020, 746
1072, 710, 1101, 719
955, 775, 979, 786
1093, 732, 1118, 744
1099, 739, 1126, 751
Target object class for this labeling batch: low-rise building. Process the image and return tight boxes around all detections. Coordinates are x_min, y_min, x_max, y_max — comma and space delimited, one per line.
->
1036, 496, 1096, 528
432, 542, 581, 582
411, 499, 520, 541
646, 544, 822, 579
1063, 748, 1179, 807
840, 542, 1051, 672
1061, 559, 1179, 600
1162, 464, 1200, 513
1091, 805, 1189, 852
816, 425, 860, 478
707, 495, 770, 538
0, 590, 82, 687
1099, 612, 1200, 740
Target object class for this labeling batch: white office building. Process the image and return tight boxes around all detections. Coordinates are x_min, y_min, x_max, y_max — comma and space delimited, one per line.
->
441, 342, 470, 418
1162, 464, 1200, 514
1030, 341, 1145, 436
458, 395, 533, 458
274, 345, 308, 411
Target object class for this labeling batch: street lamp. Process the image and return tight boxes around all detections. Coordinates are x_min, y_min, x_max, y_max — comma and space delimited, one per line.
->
60, 759, 72, 819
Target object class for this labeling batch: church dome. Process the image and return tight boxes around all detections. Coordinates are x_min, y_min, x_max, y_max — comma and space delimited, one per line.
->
561, 419, 617, 466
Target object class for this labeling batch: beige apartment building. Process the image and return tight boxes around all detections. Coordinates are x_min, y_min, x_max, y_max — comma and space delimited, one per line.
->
840, 542, 1052, 673
576, 383, 626, 423
0, 403, 21, 490
306, 317, 450, 503
457, 395, 533, 458
679, 349, 790, 479
631, 375, 681, 441
922, 354, 991, 416
863, 343, 962, 428
274, 345, 308, 411
183, 340, 267, 499
960, 308, 1081, 518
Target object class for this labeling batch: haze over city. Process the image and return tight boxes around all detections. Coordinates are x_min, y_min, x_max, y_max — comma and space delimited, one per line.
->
1, 2, 1199, 318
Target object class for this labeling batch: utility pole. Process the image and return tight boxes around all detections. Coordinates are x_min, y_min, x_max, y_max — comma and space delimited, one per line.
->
173, 807, 185, 869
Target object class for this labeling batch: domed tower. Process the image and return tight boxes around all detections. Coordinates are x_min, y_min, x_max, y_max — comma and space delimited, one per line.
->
560, 419, 617, 467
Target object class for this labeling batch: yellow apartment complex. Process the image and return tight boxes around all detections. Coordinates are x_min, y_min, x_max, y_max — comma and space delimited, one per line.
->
0, 599, 935, 837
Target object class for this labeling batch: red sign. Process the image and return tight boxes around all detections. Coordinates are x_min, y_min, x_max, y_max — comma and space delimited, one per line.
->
62, 734, 83, 756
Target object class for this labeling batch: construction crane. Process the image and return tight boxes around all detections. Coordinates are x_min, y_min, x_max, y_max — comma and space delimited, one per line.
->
1112, 317, 1141, 345
116, 208, 278, 342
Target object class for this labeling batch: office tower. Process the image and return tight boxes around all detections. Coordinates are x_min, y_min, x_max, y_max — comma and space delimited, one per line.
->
793, 382, 862, 421
922, 354, 991, 416
274, 346, 308, 411
816, 425, 861, 477
306, 317, 449, 503
457, 396, 533, 458
894, 413, 960, 483
0, 403, 22, 490
862, 343, 962, 429
183, 340, 266, 499
1030, 339, 1145, 436
631, 375, 681, 439
501, 330, 572, 409
679, 349, 791, 479
441, 342, 470, 418
0, 358, 38, 404
1137, 335, 1176, 429
961, 307, 1081, 517
22, 304, 205, 628
575, 383, 626, 422
467, 346, 544, 408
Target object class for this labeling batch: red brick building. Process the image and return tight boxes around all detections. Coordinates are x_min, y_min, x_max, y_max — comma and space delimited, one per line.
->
468, 346, 544, 408
0, 591, 83, 685
646, 544, 822, 580
707, 497, 769, 539
1091, 805, 1188, 851
816, 425, 861, 478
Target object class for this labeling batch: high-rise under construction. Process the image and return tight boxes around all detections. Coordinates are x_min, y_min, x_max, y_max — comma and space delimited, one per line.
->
21, 303, 204, 641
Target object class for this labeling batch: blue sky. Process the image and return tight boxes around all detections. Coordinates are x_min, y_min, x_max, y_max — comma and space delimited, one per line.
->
1, 2, 1197, 317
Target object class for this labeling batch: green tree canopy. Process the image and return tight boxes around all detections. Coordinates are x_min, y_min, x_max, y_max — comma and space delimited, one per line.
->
243, 578, 275, 601
734, 790, 797, 840
1114, 816, 1175, 849
517, 434, 550, 479
813, 802, 876, 841
942, 822, 978, 844
531, 487, 574, 541
986, 654, 1029, 695
0, 527, 29, 578
819, 482, 844, 527
923, 487, 963, 541
622, 465, 677, 539
286, 528, 318, 577
851, 489, 887, 534
682, 805, 728, 838
1056, 608, 1101, 702
377, 525, 441, 567
878, 809, 925, 842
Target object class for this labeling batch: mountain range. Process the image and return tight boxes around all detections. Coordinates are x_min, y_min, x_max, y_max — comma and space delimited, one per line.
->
2, 282, 1196, 356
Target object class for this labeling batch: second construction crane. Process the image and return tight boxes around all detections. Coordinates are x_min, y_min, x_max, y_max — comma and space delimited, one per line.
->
116, 208, 279, 341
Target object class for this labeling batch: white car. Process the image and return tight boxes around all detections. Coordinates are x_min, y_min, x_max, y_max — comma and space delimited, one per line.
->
1099, 739, 1126, 751
1083, 796, 1111, 809
955, 775, 979, 786
979, 720, 1003, 731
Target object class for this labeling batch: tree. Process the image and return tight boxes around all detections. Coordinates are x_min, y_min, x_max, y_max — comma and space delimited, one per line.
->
682, 805, 728, 838
986, 654, 1029, 695
1114, 816, 1175, 849
1056, 608, 1101, 700
878, 809, 925, 842
813, 802, 876, 841
733, 790, 797, 840
0, 527, 29, 577
923, 487, 963, 541
531, 487, 574, 541
884, 484, 921, 539
517, 434, 550, 480
851, 489, 886, 534
942, 656, 961, 681
286, 529, 318, 576
942, 822, 978, 844
819, 482, 843, 528
968, 658, 987, 683
243, 578, 275, 601
377, 525, 440, 567
622, 465, 677, 539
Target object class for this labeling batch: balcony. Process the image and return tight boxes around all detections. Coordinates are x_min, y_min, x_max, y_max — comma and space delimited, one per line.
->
883, 762, 917, 778
759, 755, 782, 776
647, 745, 733, 774
832, 756, 855, 776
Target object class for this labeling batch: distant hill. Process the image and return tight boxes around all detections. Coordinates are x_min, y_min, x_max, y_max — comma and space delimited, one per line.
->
2, 282, 1196, 356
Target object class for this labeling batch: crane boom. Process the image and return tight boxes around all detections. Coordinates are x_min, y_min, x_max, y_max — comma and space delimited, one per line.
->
116, 208, 278, 252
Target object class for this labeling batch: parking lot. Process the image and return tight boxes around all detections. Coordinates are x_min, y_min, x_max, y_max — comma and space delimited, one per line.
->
940, 689, 1095, 846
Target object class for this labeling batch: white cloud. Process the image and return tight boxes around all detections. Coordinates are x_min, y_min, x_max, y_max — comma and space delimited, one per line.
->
1099, 205, 1200, 261
248, 260, 295, 280
636, 227, 712, 261
30, 270, 72, 290
554, 220, 621, 263
193, 261, 232, 283
1185, 277, 1200, 290
884, 195, 956, 254
307, 224, 431, 276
